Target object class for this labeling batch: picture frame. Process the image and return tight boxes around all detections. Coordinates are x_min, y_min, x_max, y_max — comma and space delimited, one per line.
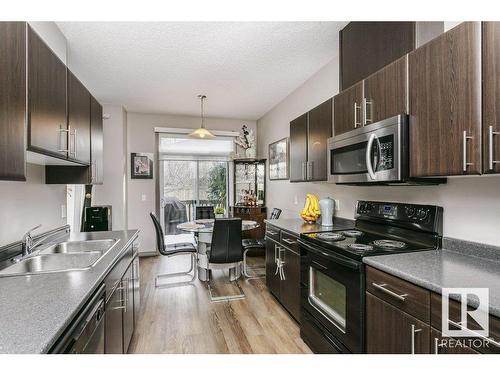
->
131, 153, 154, 179
268, 137, 289, 180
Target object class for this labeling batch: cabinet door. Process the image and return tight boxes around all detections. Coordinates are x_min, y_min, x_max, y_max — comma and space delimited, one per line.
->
482, 22, 500, 174
123, 265, 134, 353
431, 329, 478, 354
280, 247, 301, 322
333, 82, 363, 136
289, 114, 308, 182
307, 99, 332, 181
105, 285, 124, 354
0, 22, 26, 181
409, 22, 482, 177
366, 293, 430, 354
67, 70, 91, 164
265, 239, 280, 298
90, 96, 104, 183
363, 55, 408, 125
340, 22, 415, 90
27, 26, 68, 157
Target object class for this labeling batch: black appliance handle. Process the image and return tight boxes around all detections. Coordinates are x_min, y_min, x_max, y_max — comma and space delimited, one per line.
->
298, 239, 361, 270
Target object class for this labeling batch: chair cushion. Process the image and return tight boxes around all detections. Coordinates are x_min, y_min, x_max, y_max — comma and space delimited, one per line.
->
163, 242, 197, 256
242, 238, 265, 250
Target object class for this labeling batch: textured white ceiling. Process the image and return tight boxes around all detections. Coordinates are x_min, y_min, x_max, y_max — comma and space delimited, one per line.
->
57, 22, 346, 120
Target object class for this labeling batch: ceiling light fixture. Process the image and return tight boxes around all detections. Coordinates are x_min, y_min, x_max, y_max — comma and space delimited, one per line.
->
189, 94, 215, 139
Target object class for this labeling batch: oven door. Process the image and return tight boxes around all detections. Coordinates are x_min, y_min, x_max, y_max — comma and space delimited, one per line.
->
300, 240, 364, 353
328, 115, 407, 184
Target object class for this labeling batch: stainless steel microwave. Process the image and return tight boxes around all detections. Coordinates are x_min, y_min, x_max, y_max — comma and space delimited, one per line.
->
328, 114, 409, 184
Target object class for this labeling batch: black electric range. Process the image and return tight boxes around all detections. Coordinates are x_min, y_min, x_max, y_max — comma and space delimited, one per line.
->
298, 200, 443, 354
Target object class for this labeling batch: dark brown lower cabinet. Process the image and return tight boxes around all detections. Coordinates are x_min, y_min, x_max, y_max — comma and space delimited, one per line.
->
280, 247, 301, 322
366, 292, 430, 354
265, 238, 280, 298
105, 283, 124, 354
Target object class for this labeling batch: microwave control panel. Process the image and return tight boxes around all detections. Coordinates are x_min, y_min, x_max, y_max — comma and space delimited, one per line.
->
375, 135, 394, 171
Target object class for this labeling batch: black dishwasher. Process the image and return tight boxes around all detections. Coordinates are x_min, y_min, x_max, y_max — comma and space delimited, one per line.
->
50, 284, 106, 354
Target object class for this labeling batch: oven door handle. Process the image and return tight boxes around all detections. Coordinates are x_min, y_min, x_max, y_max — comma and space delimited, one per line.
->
298, 240, 360, 270
366, 133, 381, 180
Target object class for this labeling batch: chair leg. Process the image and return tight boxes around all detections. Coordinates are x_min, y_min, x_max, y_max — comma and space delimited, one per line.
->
155, 253, 197, 288
243, 248, 265, 279
206, 265, 245, 302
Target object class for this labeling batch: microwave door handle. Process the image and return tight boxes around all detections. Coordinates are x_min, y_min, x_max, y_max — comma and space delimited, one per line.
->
366, 133, 378, 180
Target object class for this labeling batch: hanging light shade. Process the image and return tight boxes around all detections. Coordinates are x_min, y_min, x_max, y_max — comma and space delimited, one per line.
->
189, 94, 215, 139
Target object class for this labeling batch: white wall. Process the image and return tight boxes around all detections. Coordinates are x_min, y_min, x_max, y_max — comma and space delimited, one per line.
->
93, 105, 128, 230
0, 22, 69, 248
126, 112, 257, 253
257, 54, 500, 247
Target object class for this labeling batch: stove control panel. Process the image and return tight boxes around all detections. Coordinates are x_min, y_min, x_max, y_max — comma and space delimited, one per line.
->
356, 201, 443, 235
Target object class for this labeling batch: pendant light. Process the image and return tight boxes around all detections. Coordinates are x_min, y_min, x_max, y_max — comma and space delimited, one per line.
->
189, 94, 215, 139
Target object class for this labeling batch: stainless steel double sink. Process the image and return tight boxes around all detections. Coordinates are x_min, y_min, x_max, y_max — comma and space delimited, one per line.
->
0, 239, 117, 277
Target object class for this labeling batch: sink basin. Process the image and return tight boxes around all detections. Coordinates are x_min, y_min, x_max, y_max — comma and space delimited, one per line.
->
0, 253, 102, 276
40, 239, 117, 255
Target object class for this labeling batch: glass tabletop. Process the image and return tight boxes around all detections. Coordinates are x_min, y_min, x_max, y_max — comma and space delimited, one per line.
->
177, 219, 259, 233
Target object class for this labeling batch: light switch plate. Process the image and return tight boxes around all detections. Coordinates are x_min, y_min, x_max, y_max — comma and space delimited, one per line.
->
61, 205, 66, 219
335, 199, 340, 211
141, 194, 147, 201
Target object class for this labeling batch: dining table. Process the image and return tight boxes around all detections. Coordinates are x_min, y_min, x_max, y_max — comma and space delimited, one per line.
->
177, 218, 260, 281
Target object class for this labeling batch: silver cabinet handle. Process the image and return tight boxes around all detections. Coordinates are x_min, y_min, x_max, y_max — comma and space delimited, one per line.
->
58, 125, 70, 153
488, 126, 500, 170
353, 102, 361, 128
306, 161, 313, 180
411, 324, 423, 354
302, 161, 307, 181
448, 319, 500, 349
91, 162, 95, 183
267, 230, 278, 236
282, 238, 297, 245
371, 282, 408, 301
434, 337, 441, 354
463, 130, 474, 172
73, 128, 78, 158
363, 97, 372, 125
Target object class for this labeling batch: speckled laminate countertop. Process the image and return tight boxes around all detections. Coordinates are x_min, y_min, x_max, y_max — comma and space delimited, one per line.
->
364, 238, 500, 319
0, 229, 139, 354
264, 217, 354, 235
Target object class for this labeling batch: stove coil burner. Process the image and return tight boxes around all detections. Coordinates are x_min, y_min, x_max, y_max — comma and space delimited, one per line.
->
348, 244, 374, 252
372, 239, 407, 249
316, 232, 346, 241
342, 230, 364, 238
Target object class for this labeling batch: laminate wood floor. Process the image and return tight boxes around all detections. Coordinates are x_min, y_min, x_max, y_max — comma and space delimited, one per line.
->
128, 254, 312, 354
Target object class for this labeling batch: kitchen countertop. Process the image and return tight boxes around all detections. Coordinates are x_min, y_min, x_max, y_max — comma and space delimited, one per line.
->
363, 239, 500, 319
0, 229, 139, 354
264, 217, 354, 235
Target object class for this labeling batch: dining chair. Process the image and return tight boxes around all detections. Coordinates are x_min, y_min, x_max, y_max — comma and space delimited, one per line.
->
242, 208, 282, 278
195, 205, 215, 220
150, 212, 198, 288
206, 218, 245, 302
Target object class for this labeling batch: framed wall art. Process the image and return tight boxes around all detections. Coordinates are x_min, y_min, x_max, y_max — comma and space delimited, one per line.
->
268, 137, 289, 180
131, 153, 154, 179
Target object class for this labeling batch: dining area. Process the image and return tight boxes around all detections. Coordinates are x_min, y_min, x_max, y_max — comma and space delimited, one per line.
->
149, 205, 280, 302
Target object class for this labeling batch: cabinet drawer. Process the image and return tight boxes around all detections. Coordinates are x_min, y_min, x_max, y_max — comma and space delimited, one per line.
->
366, 266, 430, 323
431, 293, 500, 354
265, 225, 280, 242
280, 231, 299, 254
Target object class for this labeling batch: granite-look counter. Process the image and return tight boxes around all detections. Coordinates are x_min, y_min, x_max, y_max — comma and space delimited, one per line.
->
0, 229, 139, 353
363, 238, 500, 319
264, 217, 354, 235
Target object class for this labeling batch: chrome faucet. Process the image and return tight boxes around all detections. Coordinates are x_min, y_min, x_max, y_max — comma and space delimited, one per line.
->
21, 224, 42, 257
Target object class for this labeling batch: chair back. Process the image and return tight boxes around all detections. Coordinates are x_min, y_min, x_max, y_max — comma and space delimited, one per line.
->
150, 212, 167, 255
195, 205, 215, 220
209, 218, 242, 264
270, 208, 282, 220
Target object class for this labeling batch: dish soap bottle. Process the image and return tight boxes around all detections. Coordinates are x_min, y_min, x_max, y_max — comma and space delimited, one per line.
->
319, 197, 335, 227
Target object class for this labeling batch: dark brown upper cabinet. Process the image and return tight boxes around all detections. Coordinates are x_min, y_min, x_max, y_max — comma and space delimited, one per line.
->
340, 22, 415, 90
333, 81, 362, 136
0, 22, 26, 181
67, 70, 91, 164
289, 113, 308, 182
91, 96, 104, 184
409, 22, 482, 177
482, 22, 500, 174
27, 25, 68, 158
307, 99, 332, 181
363, 55, 408, 125
289, 100, 332, 182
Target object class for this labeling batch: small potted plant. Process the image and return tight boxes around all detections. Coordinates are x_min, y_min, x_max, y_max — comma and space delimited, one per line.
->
214, 206, 225, 218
